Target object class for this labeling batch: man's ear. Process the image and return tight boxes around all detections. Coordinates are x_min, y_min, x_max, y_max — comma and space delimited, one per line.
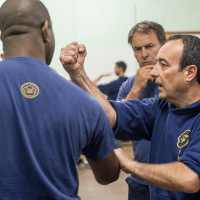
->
1, 53, 4, 60
185, 65, 197, 82
161, 40, 166, 46
41, 21, 50, 43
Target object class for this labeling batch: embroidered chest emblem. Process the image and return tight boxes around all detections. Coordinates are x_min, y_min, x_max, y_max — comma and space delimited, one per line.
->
21, 82, 40, 98
177, 130, 191, 148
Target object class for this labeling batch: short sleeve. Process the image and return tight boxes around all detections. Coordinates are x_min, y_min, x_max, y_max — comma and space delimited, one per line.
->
82, 108, 116, 162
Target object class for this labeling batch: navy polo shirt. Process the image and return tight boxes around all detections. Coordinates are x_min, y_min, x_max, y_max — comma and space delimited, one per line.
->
0, 57, 116, 199
111, 96, 200, 200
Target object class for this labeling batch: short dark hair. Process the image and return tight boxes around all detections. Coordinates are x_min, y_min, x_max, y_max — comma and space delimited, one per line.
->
167, 34, 200, 85
128, 21, 166, 45
116, 61, 127, 72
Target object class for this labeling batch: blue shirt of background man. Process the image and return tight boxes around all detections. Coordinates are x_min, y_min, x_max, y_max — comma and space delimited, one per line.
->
117, 75, 158, 185
111, 96, 200, 200
0, 57, 116, 200
98, 76, 128, 100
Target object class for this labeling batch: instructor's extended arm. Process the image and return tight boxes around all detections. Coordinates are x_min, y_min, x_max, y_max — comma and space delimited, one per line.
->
59, 41, 116, 127
114, 148, 200, 193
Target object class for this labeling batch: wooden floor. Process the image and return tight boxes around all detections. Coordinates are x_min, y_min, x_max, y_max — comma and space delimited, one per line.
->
78, 143, 133, 200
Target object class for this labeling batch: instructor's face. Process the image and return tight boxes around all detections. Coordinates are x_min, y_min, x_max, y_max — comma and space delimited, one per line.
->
132, 30, 162, 68
150, 39, 185, 105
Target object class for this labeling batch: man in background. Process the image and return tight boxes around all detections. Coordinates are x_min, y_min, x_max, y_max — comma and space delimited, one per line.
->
93, 61, 128, 101
116, 21, 166, 200
0, 0, 120, 199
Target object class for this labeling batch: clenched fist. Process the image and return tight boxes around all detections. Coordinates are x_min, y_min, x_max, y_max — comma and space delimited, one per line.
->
59, 41, 87, 74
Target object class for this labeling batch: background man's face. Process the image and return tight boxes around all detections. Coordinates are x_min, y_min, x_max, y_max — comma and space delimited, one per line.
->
150, 39, 185, 104
132, 29, 162, 68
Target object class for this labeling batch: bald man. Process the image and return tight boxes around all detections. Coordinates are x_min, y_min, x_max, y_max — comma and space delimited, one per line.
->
0, 0, 120, 199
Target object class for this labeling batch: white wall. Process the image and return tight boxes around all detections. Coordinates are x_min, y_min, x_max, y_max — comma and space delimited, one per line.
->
0, 0, 5, 57
0, 34, 2, 58
85, 48, 136, 84
43, 0, 137, 81
43, 0, 200, 81
1, 0, 200, 82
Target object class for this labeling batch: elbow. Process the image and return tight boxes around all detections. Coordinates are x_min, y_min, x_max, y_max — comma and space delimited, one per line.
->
96, 172, 120, 185
107, 172, 120, 184
181, 176, 200, 193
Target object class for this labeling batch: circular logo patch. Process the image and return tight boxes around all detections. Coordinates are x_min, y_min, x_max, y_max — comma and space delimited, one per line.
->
21, 82, 40, 98
177, 130, 191, 148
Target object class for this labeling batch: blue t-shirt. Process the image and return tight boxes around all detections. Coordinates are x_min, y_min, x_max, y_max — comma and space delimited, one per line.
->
98, 76, 128, 100
111, 96, 200, 200
0, 57, 116, 200
117, 75, 158, 185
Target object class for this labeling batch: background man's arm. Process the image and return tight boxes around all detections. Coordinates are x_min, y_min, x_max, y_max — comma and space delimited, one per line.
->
124, 65, 154, 100
92, 73, 112, 85
59, 41, 116, 127
115, 148, 200, 193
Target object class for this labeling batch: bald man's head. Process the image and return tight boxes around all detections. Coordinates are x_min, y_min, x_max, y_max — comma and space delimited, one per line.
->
0, 0, 51, 34
0, 0, 55, 65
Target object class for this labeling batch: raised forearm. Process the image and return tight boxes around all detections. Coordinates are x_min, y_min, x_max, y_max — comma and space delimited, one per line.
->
60, 42, 117, 127
125, 86, 142, 100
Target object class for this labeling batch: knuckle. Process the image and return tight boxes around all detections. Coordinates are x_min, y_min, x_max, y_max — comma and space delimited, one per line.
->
69, 57, 73, 62
71, 52, 76, 57
71, 46, 77, 51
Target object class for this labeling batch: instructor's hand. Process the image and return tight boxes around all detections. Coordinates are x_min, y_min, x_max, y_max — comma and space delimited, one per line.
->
114, 148, 134, 174
60, 41, 87, 74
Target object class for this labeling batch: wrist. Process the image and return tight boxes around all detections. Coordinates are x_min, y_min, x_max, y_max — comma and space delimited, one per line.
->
126, 160, 137, 174
131, 85, 143, 94
69, 67, 87, 84
125, 86, 142, 100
